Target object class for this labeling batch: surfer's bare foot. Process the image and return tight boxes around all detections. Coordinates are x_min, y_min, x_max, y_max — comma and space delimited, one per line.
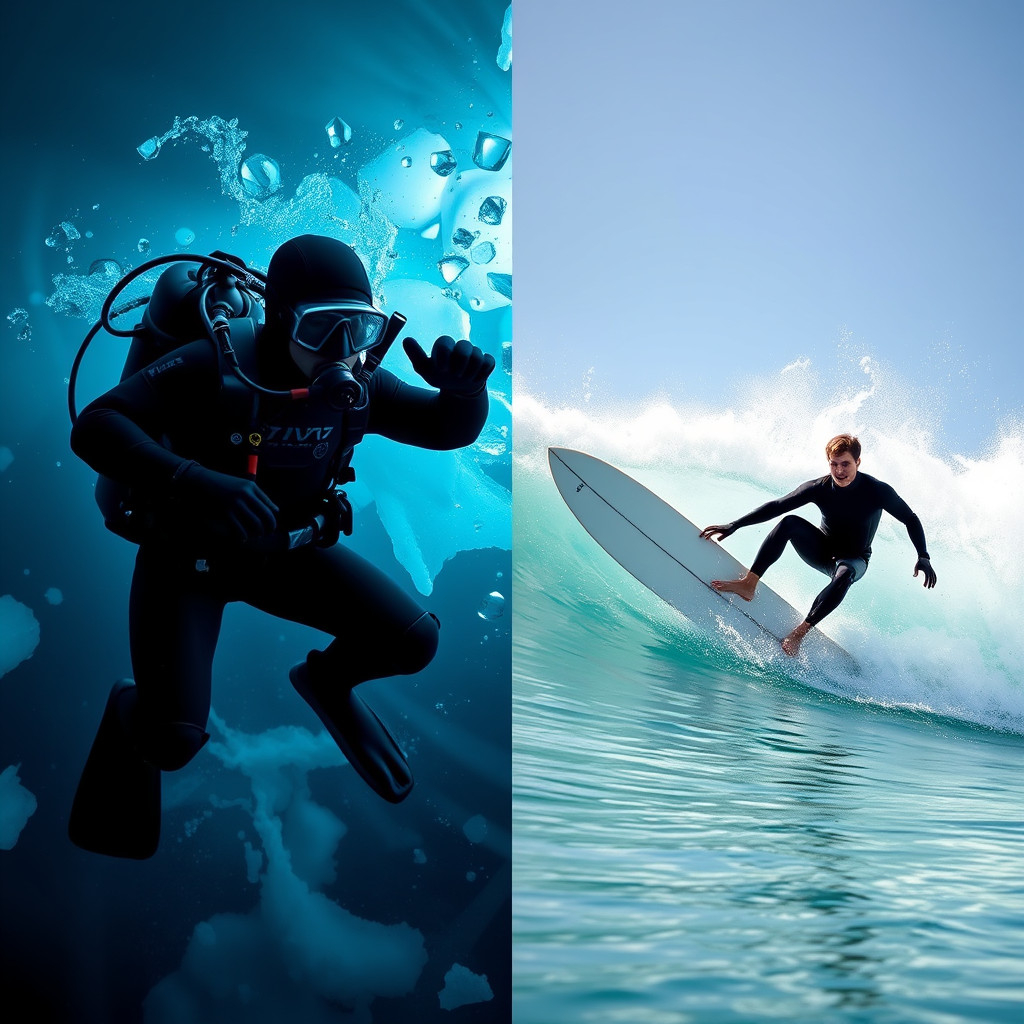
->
710, 572, 760, 602
781, 621, 811, 656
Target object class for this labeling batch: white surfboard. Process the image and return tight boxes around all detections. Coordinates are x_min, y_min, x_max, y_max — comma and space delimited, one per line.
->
548, 447, 859, 674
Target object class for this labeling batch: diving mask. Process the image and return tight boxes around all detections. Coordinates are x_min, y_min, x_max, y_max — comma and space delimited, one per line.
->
286, 301, 388, 358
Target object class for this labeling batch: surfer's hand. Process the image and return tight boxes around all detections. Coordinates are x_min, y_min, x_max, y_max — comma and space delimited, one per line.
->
403, 335, 495, 396
700, 524, 734, 542
914, 557, 937, 589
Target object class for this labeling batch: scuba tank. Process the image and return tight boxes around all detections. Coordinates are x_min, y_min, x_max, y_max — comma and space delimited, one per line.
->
68, 250, 406, 544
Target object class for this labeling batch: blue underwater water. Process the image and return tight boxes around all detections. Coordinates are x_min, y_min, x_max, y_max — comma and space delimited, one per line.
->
0, 2, 511, 1021
513, 369, 1024, 1023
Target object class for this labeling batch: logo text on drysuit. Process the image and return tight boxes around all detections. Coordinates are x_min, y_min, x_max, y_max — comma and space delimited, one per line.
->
262, 425, 335, 444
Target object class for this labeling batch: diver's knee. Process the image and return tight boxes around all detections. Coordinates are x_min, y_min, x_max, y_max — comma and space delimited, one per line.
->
139, 720, 210, 771
396, 611, 440, 675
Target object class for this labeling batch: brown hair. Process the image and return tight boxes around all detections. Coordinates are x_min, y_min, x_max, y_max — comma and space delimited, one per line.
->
825, 434, 861, 460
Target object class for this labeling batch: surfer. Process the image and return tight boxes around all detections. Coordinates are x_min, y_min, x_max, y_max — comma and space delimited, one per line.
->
699, 434, 936, 656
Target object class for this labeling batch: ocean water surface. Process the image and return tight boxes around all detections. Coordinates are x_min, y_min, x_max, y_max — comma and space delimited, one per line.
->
512, 359, 1024, 1023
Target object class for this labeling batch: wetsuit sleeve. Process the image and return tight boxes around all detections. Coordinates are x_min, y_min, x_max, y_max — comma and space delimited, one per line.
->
70, 342, 218, 487
879, 483, 930, 558
728, 479, 821, 531
366, 369, 489, 450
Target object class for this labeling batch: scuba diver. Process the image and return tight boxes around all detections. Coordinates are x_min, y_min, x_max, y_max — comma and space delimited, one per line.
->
700, 433, 937, 657
68, 233, 495, 859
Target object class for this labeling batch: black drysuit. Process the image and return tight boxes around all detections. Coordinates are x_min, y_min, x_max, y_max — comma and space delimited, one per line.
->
71, 333, 488, 769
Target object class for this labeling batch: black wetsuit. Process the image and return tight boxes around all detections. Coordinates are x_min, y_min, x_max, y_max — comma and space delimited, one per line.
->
71, 332, 487, 768
728, 473, 930, 627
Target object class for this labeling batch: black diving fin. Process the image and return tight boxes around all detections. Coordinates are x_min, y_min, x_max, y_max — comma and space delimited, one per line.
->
289, 664, 413, 803
68, 680, 161, 859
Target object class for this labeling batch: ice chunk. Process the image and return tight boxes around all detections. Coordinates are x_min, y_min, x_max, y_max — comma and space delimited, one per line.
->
358, 128, 453, 230
487, 272, 512, 299
138, 237, 151, 254
501, 340, 512, 374
430, 149, 457, 177
438, 963, 493, 1011
438, 255, 470, 284
440, 167, 511, 312
393, 118, 405, 130
472, 132, 511, 172
0, 765, 37, 850
0, 595, 40, 677
470, 242, 496, 265
497, 5, 512, 71
137, 136, 161, 160
325, 116, 352, 148
175, 227, 196, 246
240, 154, 282, 199
145, 712, 429, 1018
478, 195, 507, 225
476, 592, 505, 621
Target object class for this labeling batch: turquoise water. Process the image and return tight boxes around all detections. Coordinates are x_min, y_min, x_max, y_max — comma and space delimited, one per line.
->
512, 379, 1024, 1022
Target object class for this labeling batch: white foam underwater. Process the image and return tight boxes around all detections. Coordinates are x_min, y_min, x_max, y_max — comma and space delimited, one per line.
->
515, 351, 1024, 735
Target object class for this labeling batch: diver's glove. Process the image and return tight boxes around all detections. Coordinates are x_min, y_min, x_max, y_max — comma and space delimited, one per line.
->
173, 461, 279, 542
402, 335, 496, 396
699, 523, 736, 542
913, 556, 937, 589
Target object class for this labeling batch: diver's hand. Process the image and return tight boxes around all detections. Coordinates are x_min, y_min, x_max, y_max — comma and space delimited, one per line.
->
914, 557, 937, 589
175, 462, 279, 541
403, 335, 495, 396
700, 524, 735, 542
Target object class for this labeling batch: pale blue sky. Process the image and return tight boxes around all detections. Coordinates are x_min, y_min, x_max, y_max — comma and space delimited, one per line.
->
514, 0, 1022, 456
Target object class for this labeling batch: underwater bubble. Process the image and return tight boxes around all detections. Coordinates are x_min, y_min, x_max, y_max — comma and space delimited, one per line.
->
325, 116, 352, 148
45, 221, 80, 249
137, 136, 161, 161
477, 591, 505, 620
88, 258, 122, 277
240, 153, 282, 199
501, 341, 512, 373
438, 255, 470, 284
452, 228, 477, 249
92, 203, 100, 210
472, 132, 511, 171
44, 588, 63, 606
455, 121, 463, 130
174, 227, 195, 246
401, 156, 412, 168
487, 273, 512, 299
6, 308, 31, 342
137, 238, 151, 254
430, 150, 457, 176
470, 242, 496, 265
478, 196, 507, 225
394, 118, 405, 130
